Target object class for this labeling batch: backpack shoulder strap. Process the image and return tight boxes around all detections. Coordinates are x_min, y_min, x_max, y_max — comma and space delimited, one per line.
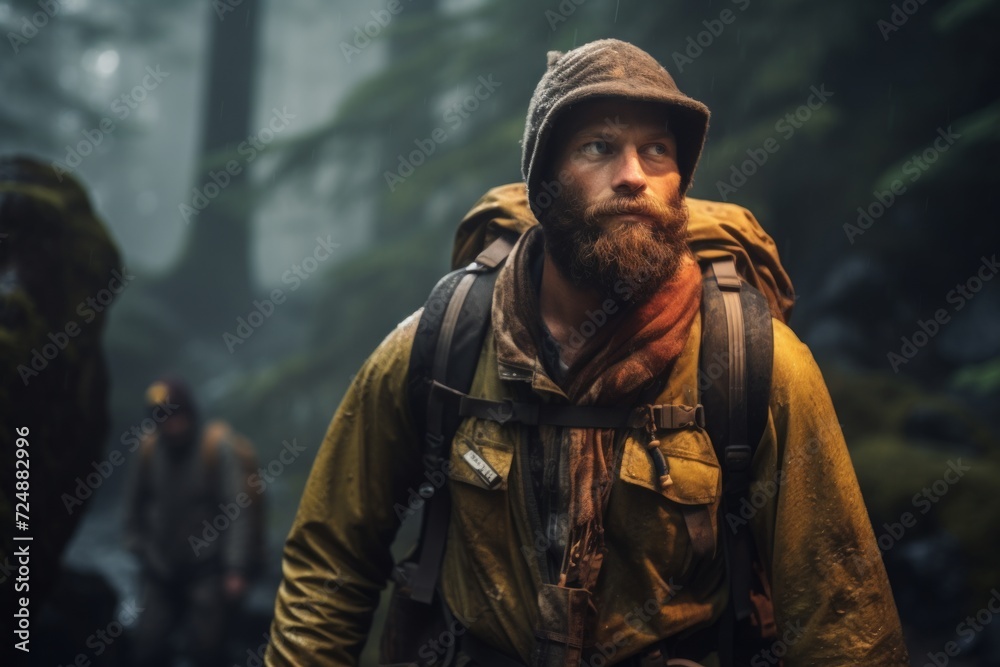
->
699, 256, 776, 665
405, 246, 777, 621
700, 257, 774, 490
139, 433, 156, 467
137, 433, 158, 494
200, 420, 233, 497
405, 234, 516, 604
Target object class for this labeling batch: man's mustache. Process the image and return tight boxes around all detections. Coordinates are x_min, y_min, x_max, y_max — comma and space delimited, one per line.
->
584, 193, 681, 225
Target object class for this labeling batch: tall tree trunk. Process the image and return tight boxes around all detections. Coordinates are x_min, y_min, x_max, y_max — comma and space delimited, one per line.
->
165, 0, 261, 334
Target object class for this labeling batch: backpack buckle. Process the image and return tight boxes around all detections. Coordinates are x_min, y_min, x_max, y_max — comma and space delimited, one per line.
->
724, 444, 752, 472
480, 400, 540, 425
649, 404, 706, 430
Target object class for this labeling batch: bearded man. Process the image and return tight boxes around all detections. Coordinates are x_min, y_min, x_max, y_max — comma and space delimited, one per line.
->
265, 39, 908, 666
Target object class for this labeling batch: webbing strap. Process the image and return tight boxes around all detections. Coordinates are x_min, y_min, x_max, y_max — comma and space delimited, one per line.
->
713, 260, 751, 482
411, 271, 478, 605
460, 390, 634, 428
409, 236, 517, 605
431, 273, 477, 401
409, 491, 452, 604
430, 381, 704, 431
474, 234, 515, 269
711, 259, 753, 626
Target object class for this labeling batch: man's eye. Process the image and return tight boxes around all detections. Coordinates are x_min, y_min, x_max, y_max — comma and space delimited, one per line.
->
647, 143, 669, 156
582, 140, 609, 155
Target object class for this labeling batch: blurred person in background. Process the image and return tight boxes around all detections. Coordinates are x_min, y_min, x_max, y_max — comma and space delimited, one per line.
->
124, 376, 264, 667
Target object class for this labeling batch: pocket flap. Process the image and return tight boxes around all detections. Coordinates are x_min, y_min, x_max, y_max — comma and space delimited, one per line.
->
619, 429, 720, 505
448, 426, 514, 491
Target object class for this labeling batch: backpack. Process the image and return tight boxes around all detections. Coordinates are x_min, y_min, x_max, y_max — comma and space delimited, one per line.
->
384, 183, 794, 667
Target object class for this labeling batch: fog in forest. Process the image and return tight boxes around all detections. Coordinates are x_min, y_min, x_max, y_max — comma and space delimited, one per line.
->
2, 0, 999, 664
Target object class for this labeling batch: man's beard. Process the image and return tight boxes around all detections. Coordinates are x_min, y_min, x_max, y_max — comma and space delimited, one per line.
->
539, 183, 692, 305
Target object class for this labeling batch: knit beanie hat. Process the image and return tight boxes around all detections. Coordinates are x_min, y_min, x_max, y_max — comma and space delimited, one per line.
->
521, 39, 710, 215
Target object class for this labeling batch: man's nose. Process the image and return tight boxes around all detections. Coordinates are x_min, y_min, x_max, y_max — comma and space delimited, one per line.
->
611, 146, 646, 194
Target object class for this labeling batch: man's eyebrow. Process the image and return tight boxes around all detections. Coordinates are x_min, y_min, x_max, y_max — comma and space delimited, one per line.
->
569, 124, 673, 140
568, 123, 610, 138
639, 126, 673, 139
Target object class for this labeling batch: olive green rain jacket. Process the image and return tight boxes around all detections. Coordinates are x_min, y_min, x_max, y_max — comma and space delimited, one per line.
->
265, 187, 909, 666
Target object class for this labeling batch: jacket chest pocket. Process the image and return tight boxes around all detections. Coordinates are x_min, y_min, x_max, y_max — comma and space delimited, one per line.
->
446, 419, 516, 529
616, 428, 722, 560
449, 430, 513, 490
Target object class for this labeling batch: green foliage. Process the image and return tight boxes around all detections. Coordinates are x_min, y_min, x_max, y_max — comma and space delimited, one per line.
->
242, 0, 1000, 537
952, 357, 1000, 395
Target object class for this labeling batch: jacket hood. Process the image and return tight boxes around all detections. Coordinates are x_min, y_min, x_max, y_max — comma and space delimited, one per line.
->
521, 39, 710, 216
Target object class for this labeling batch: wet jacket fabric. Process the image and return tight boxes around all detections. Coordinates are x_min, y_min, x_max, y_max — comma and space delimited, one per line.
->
265, 195, 908, 666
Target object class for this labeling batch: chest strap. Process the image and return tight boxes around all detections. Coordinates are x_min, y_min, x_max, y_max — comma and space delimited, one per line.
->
430, 380, 705, 431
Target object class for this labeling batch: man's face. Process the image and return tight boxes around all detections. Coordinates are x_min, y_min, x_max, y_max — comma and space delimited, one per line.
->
159, 411, 193, 446
539, 98, 691, 304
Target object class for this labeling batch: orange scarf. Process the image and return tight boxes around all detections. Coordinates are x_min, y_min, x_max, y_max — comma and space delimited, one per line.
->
493, 225, 702, 591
